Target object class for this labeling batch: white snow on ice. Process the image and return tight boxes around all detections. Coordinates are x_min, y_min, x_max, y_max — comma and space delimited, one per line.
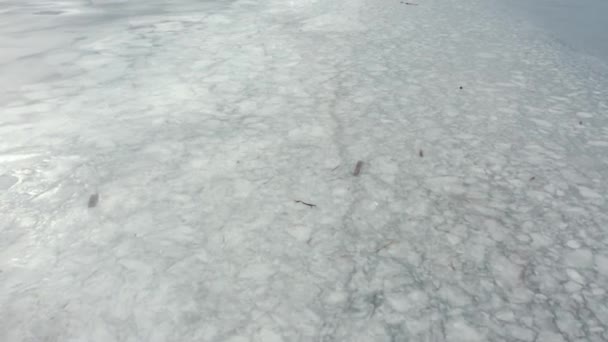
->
1, 0, 608, 341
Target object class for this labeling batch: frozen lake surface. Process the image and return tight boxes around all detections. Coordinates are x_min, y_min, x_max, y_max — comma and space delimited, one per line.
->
499, 0, 608, 63
1, 0, 608, 341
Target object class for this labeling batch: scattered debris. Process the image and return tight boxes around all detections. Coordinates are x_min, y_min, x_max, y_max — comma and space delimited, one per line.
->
295, 200, 316, 208
353, 160, 364, 176
88, 193, 99, 208
419, 149, 424, 157
529, 176, 535, 181
401, 2, 418, 5
579, 121, 583, 125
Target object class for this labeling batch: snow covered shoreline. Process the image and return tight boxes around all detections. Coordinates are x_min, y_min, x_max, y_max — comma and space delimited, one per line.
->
2, 0, 608, 341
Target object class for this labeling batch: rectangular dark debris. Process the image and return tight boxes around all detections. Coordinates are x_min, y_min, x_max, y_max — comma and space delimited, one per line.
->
88, 193, 99, 208
353, 160, 364, 176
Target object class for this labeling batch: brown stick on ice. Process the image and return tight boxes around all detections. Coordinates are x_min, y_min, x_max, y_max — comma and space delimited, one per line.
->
295, 200, 316, 208
353, 161, 364, 176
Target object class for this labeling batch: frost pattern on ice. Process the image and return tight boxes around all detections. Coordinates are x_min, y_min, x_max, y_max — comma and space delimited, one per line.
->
1, 0, 608, 341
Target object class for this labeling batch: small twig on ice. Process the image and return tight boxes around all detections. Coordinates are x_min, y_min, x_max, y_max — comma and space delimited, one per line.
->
295, 200, 316, 208
375, 240, 396, 253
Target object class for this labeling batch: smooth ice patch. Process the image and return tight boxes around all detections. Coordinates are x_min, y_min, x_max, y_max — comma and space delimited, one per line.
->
0, 174, 18, 190
564, 249, 594, 268
301, 14, 364, 32
595, 254, 608, 276
255, 329, 283, 342
286, 225, 312, 242
386, 290, 428, 313
239, 263, 276, 280
576, 112, 594, 118
446, 320, 483, 342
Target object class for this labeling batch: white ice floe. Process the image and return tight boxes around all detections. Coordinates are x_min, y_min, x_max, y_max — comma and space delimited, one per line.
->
1, 0, 608, 341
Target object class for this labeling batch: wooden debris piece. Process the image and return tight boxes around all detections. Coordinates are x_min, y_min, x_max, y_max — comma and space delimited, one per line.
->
353, 160, 364, 176
295, 200, 316, 208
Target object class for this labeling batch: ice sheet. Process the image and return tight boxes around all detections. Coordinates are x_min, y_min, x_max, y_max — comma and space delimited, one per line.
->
1, 0, 608, 341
